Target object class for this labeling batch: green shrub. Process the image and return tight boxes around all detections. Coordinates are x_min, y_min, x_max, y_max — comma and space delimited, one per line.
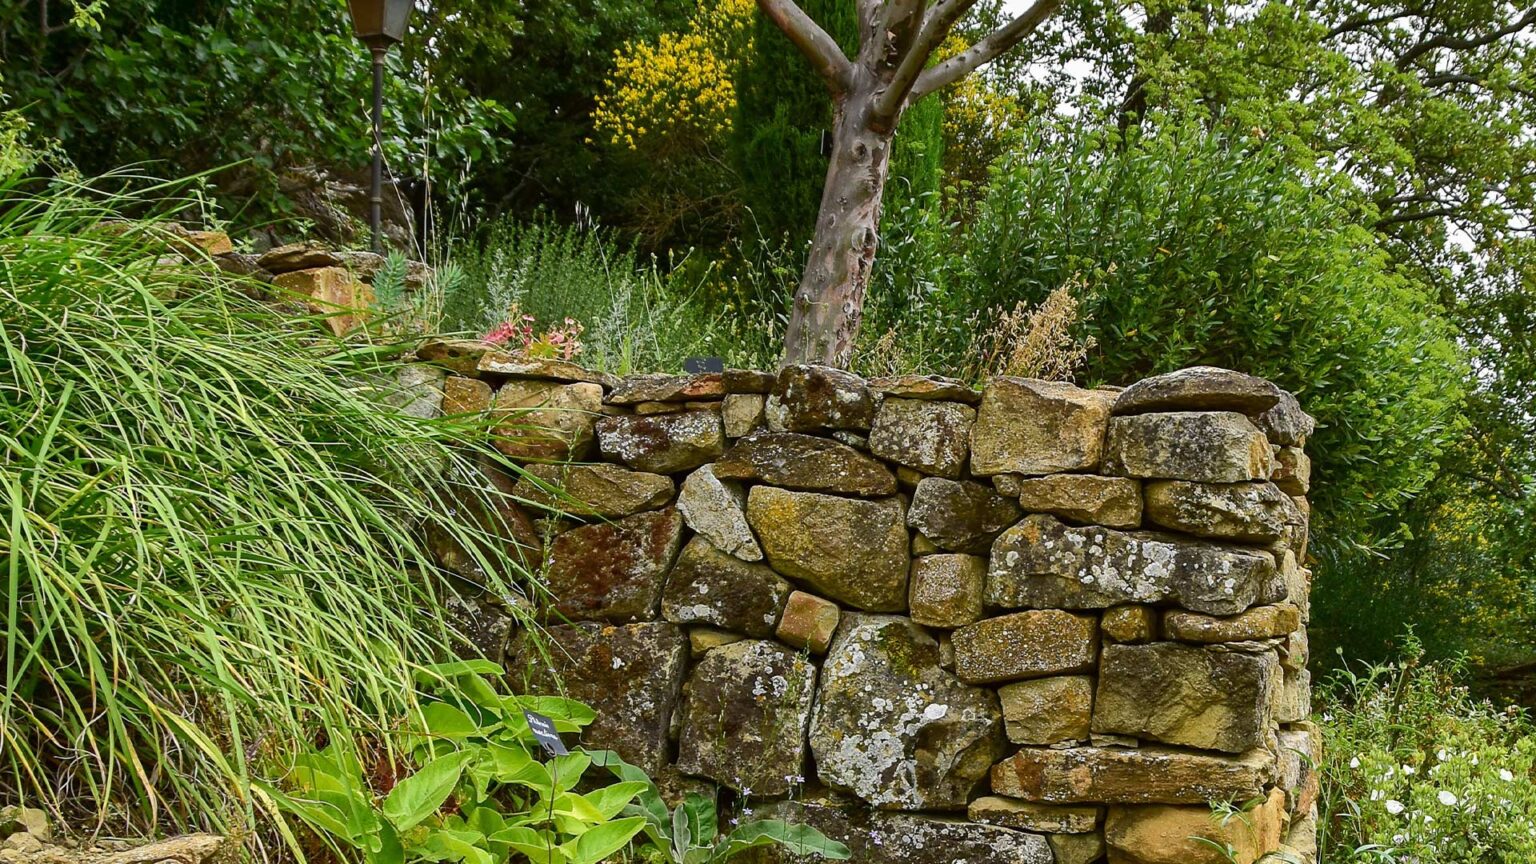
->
0, 174, 534, 834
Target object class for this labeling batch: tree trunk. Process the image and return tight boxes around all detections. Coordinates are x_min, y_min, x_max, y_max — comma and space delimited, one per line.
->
780, 89, 895, 367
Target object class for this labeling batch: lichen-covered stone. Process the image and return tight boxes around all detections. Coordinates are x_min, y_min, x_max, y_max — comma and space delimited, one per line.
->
661, 537, 791, 636
1274, 666, 1311, 723
605, 373, 725, 405
869, 373, 982, 404
775, 590, 840, 654
714, 433, 896, 496
768, 365, 875, 432
909, 554, 986, 628
1277, 723, 1323, 816
513, 463, 673, 518
543, 508, 683, 622
1272, 446, 1311, 495
510, 622, 686, 774
1101, 605, 1158, 643
745, 486, 909, 611
596, 411, 725, 473
675, 640, 816, 796
1104, 788, 1287, 864
477, 352, 618, 389
908, 477, 1022, 554
1093, 643, 1278, 753
722, 393, 766, 437
721, 368, 775, 393
952, 610, 1098, 685
1144, 480, 1298, 543
987, 515, 1277, 616
1256, 389, 1315, 446
1050, 832, 1106, 864
744, 797, 1053, 864
492, 380, 604, 460
967, 797, 1101, 833
441, 375, 493, 415
371, 364, 446, 419
1112, 366, 1283, 417
676, 464, 761, 560
1004, 473, 1143, 529
634, 401, 684, 415
999, 676, 1094, 745
990, 745, 1274, 805
970, 378, 1115, 476
414, 337, 496, 376
428, 458, 542, 578
1163, 604, 1301, 644
1105, 412, 1274, 483
811, 615, 1003, 810
868, 398, 976, 479
444, 592, 516, 666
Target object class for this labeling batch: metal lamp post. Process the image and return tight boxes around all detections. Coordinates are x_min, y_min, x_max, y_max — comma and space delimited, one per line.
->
345, 0, 413, 253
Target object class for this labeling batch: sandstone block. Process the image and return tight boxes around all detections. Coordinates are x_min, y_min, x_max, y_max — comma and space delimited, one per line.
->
868, 397, 976, 478
746, 486, 909, 611
967, 797, 1101, 833
596, 410, 725, 473
1093, 643, 1278, 753
441, 375, 493, 415
1256, 390, 1315, 446
811, 615, 1003, 810
1144, 480, 1298, 543
769, 365, 875, 431
513, 463, 673, 518
477, 352, 618, 389
744, 798, 1053, 864
492, 379, 604, 460
688, 626, 744, 657
1104, 788, 1287, 864
1277, 723, 1323, 816
510, 622, 686, 774
999, 676, 1094, 745
662, 537, 792, 637
676, 640, 817, 796
1112, 366, 1282, 416
952, 610, 1098, 685
970, 378, 1115, 476
991, 746, 1273, 805
1102, 605, 1158, 643
676, 464, 761, 560
606, 373, 725, 405
909, 554, 986, 628
988, 515, 1277, 616
722, 393, 767, 437
1008, 473, 1143, 529
1274, 667, 1311, 723
258, 243, 344, 273
272, 266, 374, 336
908, 477, 1022, 554
1163, 604, 1301, 644
1105, 412, 1274, 483
869, 373, 981, 404
722, 368, 775, 393
1051, 832, 1106, 864
1272, 446, 1311, 495
543, 508, 683, 622
415, 337, 495, 376
774, 590, 840, 654
714, 432, 896, 496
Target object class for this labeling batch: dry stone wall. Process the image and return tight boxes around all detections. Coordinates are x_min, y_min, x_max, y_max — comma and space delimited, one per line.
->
411, 342, 1323, 864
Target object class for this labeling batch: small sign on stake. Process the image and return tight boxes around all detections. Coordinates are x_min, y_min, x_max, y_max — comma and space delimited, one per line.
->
522, 709, 569, 757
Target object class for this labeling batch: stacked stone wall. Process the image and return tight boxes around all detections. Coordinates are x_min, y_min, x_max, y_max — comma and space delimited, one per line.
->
411, 341, 1322, 864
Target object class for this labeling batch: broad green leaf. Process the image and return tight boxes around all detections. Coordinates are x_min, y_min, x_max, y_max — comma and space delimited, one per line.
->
566, 816, 646, 864
365, 823, 404, 864
581, 781, 649, 821
717, 820, 850, 860
417, 702, 480, 739
382, 750, 473, 831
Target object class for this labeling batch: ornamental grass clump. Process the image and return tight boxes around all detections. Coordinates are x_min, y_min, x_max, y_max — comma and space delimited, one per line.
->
0, 174, 536, 837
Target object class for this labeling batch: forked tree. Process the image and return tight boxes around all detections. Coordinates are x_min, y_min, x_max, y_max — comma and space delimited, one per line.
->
763, 0, 1061, 367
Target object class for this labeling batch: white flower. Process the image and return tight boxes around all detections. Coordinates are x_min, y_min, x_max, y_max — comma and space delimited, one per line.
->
1350, 756, 1361, 769
1403, 765, 1415, 776
1438, 790, 1458, 807
1437, 749, 1449, 761
1500, 769, 1515, 782
1386, 799, 1406, 815
1370, 789, 1384, 801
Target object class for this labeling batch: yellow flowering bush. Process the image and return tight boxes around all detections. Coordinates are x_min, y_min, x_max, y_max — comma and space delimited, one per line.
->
593, 0, 755, 151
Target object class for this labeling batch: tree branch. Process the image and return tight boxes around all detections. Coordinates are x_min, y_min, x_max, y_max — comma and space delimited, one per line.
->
757, 0, 854, 94
873, 0, 979, 122
1394, 8, 1536, 71
908, 0, 1060, 102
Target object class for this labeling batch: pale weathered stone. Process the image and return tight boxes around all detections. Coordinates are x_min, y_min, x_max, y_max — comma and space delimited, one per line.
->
1112, 367, 1282, 417
369, 364, 445, 419
1093, 643, 1278, 753
744, 797, 1053, 864
1144, 481, 1298, 543
1102, 605, 1158, 643
988, 515, 1277, 616
634, 401, 684, 415
444, 591, 515, 666
441, 375, 493, 415
1256, 389, 1315, 447
662, 537, 792, 636
971, 378, 1115, 476
492, 379, 604, 460
271, 266, 374, 336
476, 352, 618, 389
967, 797, 1101, 834
714, 432, 896, 496
258, 242, 345, 273
688, 626, 743, 657
1008, 473, 1143, 529
1050, 832, 1106, 864
543, 508, 683, 623
1163, 604, 1301, 644
596, 410, 725, 473
722, 393, 767, 437
869, 373, 982, 404
832, 429, 870, 449
510, 622, 686, 774
811, 615, 1003, 810
999, 676, 1094, 745
1272, 446, 1311, 495
676, 640, 817, 796
868, 398, 976, 479
775, 590, 840, 654
909, 554, 986, 628
513, 463, 673, 518
770, 365, 876, 431
1274, 667, 1311, 723
416, 337, 496, 376
722, 368, 775, 393
952, 610, 1098, 685
908, 477, 1022, 554
676, 464, 761, 560
746, 486, 909, 611
605, 373, 725, 405
1105, 412, 1274, 483
1280, 625, 1309, 671
1277, 723, 1323, 816
990, 746, 1273, 805
1104, 788, 1287, 864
